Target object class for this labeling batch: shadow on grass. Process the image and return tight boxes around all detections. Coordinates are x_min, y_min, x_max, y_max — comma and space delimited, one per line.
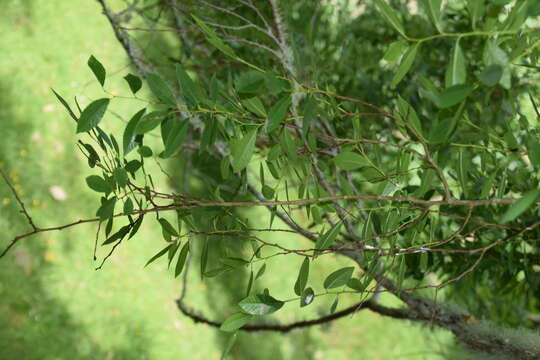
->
0, 78, 152, 359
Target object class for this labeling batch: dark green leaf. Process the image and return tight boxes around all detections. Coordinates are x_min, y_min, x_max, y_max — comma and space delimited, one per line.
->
501, 189, 540, 223
138, 146, 153, 157
429, 117, 457, 145
87, 55, 106, 86
76, 98, 110, 133
478, 64, 503, 87
159, 218, 179, 237
96, 196, 117, 220
145, 244, 172, 267
300, 287, 315, 307
329, 297, 339, 314
220, 313, 252, 332
265, 96, 291, 133
527, 138, 540, 168
255, 263, 266, 280
145, 72, 176, 106
124, 73, 142, 94
113, 168, 128, 188
192, 15, 237, 59
161, 120, 189, 158
242, 97, 266, 117
123, 198, 134, 215
238, 294, 284, 315
294, 257, 310, 296
125, 160, 142, 174
86, 175, 112, 193
176, 64, 197, 106
51, 88, 77, 121
347, 278, 366, 292
323, 267, 355, 289
123, 108, 146, 155
102, 224, 130, 245
174, 241, 190, 277
302, 96, 317, 139
135, 111, 167, 134
396, 95, 423, 137
315, 222, 342, 250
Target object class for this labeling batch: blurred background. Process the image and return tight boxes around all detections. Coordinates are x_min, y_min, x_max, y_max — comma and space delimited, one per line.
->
0, 1, 466, 359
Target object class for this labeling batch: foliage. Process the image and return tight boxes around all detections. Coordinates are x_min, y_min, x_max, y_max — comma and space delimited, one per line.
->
4, 0, 540, 358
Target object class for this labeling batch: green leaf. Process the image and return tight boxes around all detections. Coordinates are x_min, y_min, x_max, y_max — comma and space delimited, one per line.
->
138, 146, 152, 157
383, 40, 409, 62
176, 64, 197, 106
445, 39, 467, 87
330, 297, 339, 314
238, 294, 284, 315
124, 73, 142, 94
438, 84, 474, 109
333, 152, 371, 170
315, 222, 342, 250
300, 287, 315, 307
391, 43, 419, 88
261, 185, 275, 199
396, 96, 423, 137
123, 198, 134, 215
429, 117, 457, 145
174, 241, 190, 277
347, 278, 367, 292
87, 55, 106, 86
145, 73, 176, 106
220, 313, 252, 332
123, 108, 146, 155
242, 97, 266, 117
231, 128, 258, 173
145, 244, 172, 267
374, 0, 406, 37
76, 98, 110, 133
501, 189, 540, 223
102, 224, 131, 245
323, 267, 355, 289
161, 120, 189, 158
255, 263, 266, 280
235, 71, 266, 94
266, 96, 291, 133
192, 15, 237, 59
302, 96, 317, 139
96, 196, 117, 220
478, 64, 503, 87
294, 257, 310, 296
467, 0, 485, 30
113, 168, 128, 188
135, 111, 166, 134
420, 0, 442, 32
159, 218, 179, 237
51, 89, 77, 121
86, 175, 112, 193
125, 159, 142, 174
221, 333, 237, 360
527, 138, 540, 169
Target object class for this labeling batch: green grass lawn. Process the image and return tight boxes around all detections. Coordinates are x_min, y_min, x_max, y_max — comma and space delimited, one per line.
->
0, 1, 456, 359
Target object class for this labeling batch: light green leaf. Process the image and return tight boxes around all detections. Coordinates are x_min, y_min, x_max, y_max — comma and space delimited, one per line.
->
266, 96, 291, 133
145, 72, 176, 106
445, 39, 467, 87
383, 40, 409, 62
76, 98, 110, 133
467, 0, 485, 30
231, 128, 258, 173
391, 43, 420, 88
501, 189, 540, 223
315, 222, 342, 250
220, 313, 252, 332
221, 333, 237, 360
347, 278, 367, 292
238, 294, 284, 315
294, 257, 310, 296
333, 152, 371, 170
420, 0, 442, 32
323, 267, 355, 289
374, 0, 406, 37
87, 55, 106, 86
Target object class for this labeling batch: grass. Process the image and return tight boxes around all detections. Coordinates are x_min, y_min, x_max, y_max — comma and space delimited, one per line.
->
0, 1, 455, 359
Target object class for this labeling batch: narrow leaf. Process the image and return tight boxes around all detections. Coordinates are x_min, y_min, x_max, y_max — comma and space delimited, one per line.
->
145, 73, 176, 106
391, 43, 420, 88
294, 257, 310, 296
333, 152, 371, 171
323, 267, 355, 289
238, 294, 284, 315
220, 313, 252, 332
145, 244, 172, 267
174, 241, 190, 277
374, 0, 406, 37
159, 218, 179, 237
123, 108, 146, 155
176, 64, 197, 106
231, 128, 258, 173
445, 39, 467, 87
315, 222, 342, 250
266, 96, 291, 133
501, 189, 540, 223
